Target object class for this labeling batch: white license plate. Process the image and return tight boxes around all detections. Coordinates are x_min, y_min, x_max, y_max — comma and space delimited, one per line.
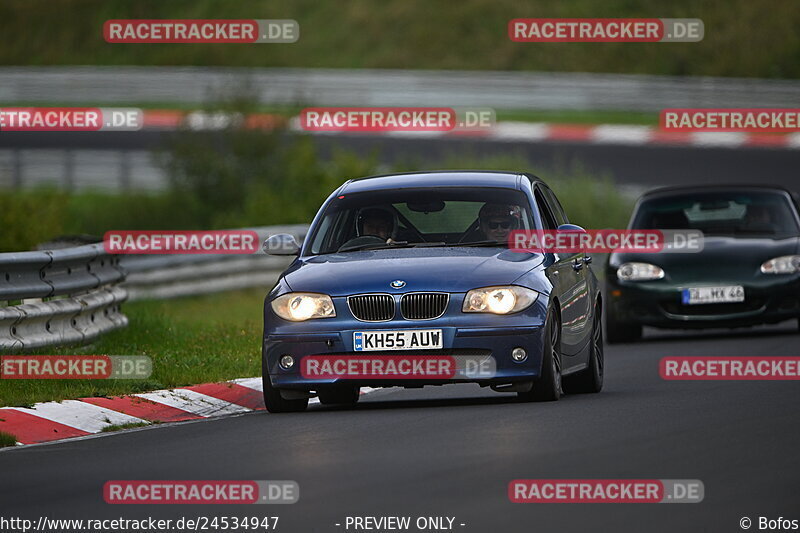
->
354, 329, 443, 351
682, 286, 745, 305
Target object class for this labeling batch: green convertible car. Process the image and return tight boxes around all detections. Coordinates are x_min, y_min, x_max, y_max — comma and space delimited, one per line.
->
605, 185, 800, 343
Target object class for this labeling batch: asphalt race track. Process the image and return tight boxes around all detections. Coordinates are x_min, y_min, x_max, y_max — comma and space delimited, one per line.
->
2, 322, 799, 533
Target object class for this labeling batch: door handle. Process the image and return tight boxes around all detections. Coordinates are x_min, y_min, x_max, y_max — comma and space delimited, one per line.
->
572, 259, 583, 271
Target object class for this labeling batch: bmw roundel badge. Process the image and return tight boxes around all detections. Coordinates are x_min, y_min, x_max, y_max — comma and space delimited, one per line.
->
390, 280, 406, 289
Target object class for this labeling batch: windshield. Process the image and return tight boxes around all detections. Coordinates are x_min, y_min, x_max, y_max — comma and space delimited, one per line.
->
307, 187, 534, 254
631, 190, 800, 237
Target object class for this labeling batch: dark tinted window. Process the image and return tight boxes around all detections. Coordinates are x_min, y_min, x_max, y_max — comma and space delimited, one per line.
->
534, 189, 558, 230
632, 190, 799, 237
541, 186, 568, 226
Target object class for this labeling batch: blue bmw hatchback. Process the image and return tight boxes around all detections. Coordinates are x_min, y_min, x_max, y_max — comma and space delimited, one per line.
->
261, 171, 603, 412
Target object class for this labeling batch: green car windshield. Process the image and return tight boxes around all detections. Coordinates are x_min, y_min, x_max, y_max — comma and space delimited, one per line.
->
632, 190, 800, 238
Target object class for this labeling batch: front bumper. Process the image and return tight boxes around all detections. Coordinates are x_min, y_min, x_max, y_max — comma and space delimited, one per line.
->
263, 294, 549, 389
607, 275, 800, 328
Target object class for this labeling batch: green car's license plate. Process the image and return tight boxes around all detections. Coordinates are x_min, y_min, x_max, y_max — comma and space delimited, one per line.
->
682, 286, 744, 305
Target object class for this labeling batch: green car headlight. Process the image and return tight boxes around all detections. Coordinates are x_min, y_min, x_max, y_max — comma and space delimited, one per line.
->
760, 255, 800, 274
462, 286, 539, 314
617, 262, 665, 281
271, 292, 336, 321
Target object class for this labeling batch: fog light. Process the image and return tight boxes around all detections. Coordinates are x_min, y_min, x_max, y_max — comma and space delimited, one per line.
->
511, 347, 527, 362
279, 355, 294, 370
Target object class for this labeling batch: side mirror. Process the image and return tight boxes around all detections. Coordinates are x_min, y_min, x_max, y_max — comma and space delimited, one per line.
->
263, 234, 300, 256
557, 224, 586, 232
557, 224, 590, 261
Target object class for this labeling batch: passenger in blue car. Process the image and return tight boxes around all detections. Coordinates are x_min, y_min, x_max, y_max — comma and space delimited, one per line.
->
478, 203, 521, 244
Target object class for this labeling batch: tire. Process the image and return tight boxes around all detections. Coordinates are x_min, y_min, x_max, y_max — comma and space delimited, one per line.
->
518, 307, 562, 402
318, 386, 360, 406
261, 358, 308, 413
563, 303, 604, 394
605, 306, 642, 344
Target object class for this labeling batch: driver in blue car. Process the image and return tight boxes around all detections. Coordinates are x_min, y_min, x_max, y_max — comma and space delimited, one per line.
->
479, 203, 521, 244
358, 207, 397, 242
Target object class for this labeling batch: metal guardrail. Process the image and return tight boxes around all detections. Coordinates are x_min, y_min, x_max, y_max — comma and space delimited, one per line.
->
1, 67, 799, 111
0, 225, 309, 350
0, 244, 128, 350
0, 149, 164, 191
120, 225, 308, 301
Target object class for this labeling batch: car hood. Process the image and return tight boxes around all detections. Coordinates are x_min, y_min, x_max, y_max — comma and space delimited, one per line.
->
282, 247, 544, 296
611, 235, 800, 283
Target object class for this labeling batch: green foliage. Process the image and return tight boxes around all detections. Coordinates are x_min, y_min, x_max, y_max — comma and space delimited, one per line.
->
64, 191, 201, 233
163, 124, 378, 229
0, 189, 68, 252
100, 422, 151, 433
0, 431, 17, 447
0, 0, 797, 78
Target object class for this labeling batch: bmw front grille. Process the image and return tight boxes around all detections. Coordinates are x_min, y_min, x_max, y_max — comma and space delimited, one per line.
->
348, 292, 450, 321
400, 292, 449, 320
348, 294, 395, 321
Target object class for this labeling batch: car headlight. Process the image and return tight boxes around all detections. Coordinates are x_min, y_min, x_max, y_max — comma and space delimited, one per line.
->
462, 286, 539, 314
760, 255, 800, 274
271, 292, 336, 321
616, 262, 665, 281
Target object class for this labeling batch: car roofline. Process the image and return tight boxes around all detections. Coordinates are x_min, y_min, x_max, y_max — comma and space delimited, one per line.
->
337, 170, 536, 194
345, 169, 524, 182
640, 184, 796, 198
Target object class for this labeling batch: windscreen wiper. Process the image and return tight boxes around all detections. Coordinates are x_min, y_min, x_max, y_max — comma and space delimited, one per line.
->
452, 240, 505, 247
339, 241, 450, 252
406, 241, 446, 247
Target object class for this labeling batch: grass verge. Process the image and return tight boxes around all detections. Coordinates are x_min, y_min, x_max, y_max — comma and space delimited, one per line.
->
0, 431, 17, 447
0, 288, 265, 407
100, 421, 154, 433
